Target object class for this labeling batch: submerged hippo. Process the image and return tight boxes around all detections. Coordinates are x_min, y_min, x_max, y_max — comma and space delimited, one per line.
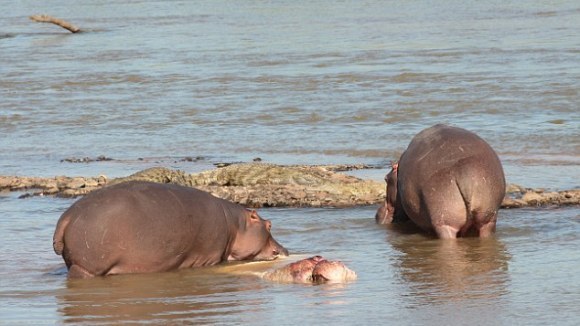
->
262, 256, 357, 284
53, 181, 288, 278
376, 124, 506, 238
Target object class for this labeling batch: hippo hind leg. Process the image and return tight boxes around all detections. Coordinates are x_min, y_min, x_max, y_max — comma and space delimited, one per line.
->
435, 212, 497, 239
68, 264, 95, 279
434, 225, 460, 239
472, 210, 498, 238
422, 188, 465, 239
455, 210, 498, 238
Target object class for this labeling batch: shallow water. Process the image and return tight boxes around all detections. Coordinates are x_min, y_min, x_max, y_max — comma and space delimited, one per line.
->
1, 0, 579, 324
1, 197, 579, 325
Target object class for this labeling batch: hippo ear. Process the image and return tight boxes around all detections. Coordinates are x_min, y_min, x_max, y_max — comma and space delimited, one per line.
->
249, 210, 260, 221
391, 161, 398, 171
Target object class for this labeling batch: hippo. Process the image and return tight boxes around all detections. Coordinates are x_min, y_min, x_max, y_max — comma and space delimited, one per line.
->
53, 181, 288, 278
262, 256, 357, 284
376, 124, 506, 238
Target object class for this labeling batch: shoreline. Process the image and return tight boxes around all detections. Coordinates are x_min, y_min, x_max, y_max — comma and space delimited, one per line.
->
1, 163, 578, 209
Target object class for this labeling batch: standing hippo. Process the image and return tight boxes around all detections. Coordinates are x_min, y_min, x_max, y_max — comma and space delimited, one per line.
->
53, 181, 288, 278
376, 124, 506, 238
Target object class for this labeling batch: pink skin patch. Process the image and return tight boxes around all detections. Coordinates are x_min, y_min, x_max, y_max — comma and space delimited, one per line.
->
263, 256, 357, 284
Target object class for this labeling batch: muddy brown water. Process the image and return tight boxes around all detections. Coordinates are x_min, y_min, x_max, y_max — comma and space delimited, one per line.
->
0, 0, 579, 324
0, 197, 579, 324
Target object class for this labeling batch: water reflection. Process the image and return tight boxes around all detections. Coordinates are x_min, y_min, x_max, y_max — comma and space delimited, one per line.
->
389, 234, 511, 306
55, 257, 356, 323
56, 266, 267, 324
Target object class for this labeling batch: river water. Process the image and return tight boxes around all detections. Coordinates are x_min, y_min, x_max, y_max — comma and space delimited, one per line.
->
1, 0, 579, 324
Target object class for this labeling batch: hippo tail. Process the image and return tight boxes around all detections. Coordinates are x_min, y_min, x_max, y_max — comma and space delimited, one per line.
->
53, 213, 72, 256
454, 177, 475, 224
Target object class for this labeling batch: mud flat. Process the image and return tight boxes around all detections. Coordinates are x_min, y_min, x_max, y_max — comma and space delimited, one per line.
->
1, 163, 578, 208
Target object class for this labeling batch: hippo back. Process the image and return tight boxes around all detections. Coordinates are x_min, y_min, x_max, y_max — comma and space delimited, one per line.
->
57, 181, 244, 276
397, 124, 505, 237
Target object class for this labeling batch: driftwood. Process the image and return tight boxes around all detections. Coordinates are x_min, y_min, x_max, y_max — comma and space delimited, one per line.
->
29, 15, 80, 33
1, 163, 578, 209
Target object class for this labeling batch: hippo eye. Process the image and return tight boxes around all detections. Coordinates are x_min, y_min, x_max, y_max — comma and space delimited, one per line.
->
312, 274, 329, 284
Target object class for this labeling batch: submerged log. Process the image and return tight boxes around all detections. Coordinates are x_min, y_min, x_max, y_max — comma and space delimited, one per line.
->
30, 15, 80, 33
1, 163, 578, 208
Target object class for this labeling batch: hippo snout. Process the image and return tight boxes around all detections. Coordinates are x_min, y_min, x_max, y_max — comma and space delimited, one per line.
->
375, 201, 391, 224
273, 242, 289, 258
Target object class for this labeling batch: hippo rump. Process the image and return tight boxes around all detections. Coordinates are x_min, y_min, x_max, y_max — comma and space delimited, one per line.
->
53, 181, 288, 278
262, 256, 357, 284
376, 124, 506, 239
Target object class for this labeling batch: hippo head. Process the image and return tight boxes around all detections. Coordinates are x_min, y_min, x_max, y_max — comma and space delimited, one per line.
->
375, 161, 399, 224
312, 260, 358, 283
286, 255, 325, 282
228, 210, 289, 262
262, 256, 357, 284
